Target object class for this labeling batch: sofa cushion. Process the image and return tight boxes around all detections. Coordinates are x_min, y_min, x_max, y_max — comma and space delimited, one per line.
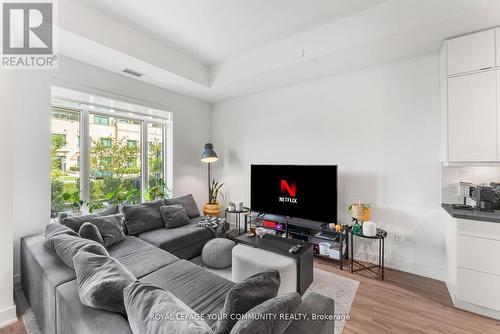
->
52, 234, 109, 269
138, 220, 213, 254
171, 239, 210, 260
56, 280, 133, 334
73, 251, 136, 316
141, 260, 235, 329
122, 200, 164, 235
61, 206, 119, 232
215, 270, 281, 334
124, 281, 213, 334
283, 292, 335, 334
44, 223, 79, 250
79, 214, 126, 247
229, 293, 302, 334
164, 194, 200, 219
79, 222, 105, 246
161, 204, 190, 229
108, 236, 179, 278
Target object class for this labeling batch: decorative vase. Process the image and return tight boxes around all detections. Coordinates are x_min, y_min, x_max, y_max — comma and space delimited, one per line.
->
350, 204, 371, 221
362, 221, 377, 237
203, 202, 221, 217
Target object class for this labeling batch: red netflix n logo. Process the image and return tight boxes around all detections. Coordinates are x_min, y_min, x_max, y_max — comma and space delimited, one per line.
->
280, 180, 296, 197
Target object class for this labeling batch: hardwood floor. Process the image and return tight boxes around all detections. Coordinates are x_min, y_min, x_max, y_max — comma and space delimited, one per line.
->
2, 259, 500, 334
315, 257, 500, 334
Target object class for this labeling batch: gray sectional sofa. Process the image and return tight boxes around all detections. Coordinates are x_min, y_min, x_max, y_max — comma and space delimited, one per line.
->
21, 195, 335, 334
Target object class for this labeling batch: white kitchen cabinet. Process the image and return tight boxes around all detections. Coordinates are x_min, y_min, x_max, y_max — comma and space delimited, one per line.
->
457, 268, 500, 311
447, 29, 496, 75
498, 71, 500, 159
448, 71, 497, 161
497, 28, 500, 67
457, 235, 500, 275
445, 217, 500, 319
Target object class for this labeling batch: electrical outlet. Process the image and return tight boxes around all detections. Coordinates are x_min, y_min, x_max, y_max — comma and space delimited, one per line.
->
394, 234, 402, 245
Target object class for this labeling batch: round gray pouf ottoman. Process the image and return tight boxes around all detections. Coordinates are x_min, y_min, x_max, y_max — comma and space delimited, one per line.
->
202, 238, 235, 269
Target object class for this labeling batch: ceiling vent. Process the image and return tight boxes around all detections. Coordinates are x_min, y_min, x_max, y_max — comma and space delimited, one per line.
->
122, 68, 144, 77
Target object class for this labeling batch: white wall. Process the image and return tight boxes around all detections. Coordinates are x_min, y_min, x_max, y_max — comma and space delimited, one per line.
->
0, 73, 18, 327
212, 54, 446, 280
10, 56, 211, 278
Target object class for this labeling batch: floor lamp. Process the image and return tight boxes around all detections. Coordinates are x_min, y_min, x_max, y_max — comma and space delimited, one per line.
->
200, 143, 218, 200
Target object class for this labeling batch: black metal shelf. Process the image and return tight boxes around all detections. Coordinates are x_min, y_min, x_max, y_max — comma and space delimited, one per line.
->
244, 211, 349, 270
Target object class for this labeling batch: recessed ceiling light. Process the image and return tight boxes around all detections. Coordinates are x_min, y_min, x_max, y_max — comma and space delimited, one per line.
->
122, 68, 144, 77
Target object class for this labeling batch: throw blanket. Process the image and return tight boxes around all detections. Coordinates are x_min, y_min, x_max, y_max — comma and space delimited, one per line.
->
197, 217, 227, 237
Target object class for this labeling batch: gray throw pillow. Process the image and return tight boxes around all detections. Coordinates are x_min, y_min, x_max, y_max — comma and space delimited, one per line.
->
124, 281, 213, 334
164, 194, 200, 219
44, 223, 79, 250
160, 205, 190, 229
229, 293, 302, 334
52, 234, 109, 269
78, 214, 126, 247
122, 200, 164, 235
74, 251, 136, 316
215, 270, 280, 334
78, 222, 105, 246
61, 206, 120, 232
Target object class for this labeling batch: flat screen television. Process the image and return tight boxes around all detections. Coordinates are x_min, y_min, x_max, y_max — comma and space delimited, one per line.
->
251, 164, 337, 223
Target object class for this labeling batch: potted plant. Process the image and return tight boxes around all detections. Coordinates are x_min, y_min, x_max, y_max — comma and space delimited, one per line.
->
147, 178, 171, 201
62, 190, 83, 213
203, 180, 224, 216
348, 202, 372, 222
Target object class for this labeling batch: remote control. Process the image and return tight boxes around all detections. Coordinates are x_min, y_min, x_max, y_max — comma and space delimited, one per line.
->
289, 245, 302, 254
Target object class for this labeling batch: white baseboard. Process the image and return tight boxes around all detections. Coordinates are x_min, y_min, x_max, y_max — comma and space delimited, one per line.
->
455, 300, 500, 320
353, 250, 446, 281
0, 305, 17, 329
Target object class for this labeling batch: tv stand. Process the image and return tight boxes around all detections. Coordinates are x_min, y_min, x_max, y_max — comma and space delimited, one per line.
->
244, 212, 348, 269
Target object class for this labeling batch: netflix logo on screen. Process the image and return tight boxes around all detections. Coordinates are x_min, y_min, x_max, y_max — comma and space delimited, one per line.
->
279, 179, 298, 204
251, 165, 338, 223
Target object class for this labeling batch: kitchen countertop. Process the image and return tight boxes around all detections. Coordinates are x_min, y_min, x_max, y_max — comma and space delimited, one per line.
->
442, 203, 500, 223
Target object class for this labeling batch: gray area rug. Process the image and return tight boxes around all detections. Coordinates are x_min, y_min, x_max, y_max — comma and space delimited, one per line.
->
190, 256, 359, 334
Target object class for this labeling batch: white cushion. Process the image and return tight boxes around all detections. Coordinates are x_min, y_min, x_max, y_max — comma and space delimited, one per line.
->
231, 244, 297, 295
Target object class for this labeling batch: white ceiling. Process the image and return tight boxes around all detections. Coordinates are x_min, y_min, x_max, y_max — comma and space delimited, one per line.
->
58, 0, 500, 103
80, 0, 386, 64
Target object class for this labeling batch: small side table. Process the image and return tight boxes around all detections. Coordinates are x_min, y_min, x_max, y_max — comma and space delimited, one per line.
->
348, 225, 387, 280
225, 207, 251, 235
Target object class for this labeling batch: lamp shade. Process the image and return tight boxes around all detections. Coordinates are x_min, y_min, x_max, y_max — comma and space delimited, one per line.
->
201, 143, 218, 163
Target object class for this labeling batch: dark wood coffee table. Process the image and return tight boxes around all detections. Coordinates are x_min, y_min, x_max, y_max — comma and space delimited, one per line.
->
235, 234, 313, 294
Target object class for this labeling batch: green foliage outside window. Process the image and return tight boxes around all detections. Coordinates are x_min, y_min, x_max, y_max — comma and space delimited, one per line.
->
51, 135, 67, 179
51, 121, 169, 215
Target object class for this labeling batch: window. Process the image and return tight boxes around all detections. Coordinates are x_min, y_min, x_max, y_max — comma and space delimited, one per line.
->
100, 137, 112, 147
52, 108, 79, 121
50, 87, 172, 216
90, 115, 142, 204
147, 123, 168, 200
50, 109, 80, 214
93, 115, 109, 125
